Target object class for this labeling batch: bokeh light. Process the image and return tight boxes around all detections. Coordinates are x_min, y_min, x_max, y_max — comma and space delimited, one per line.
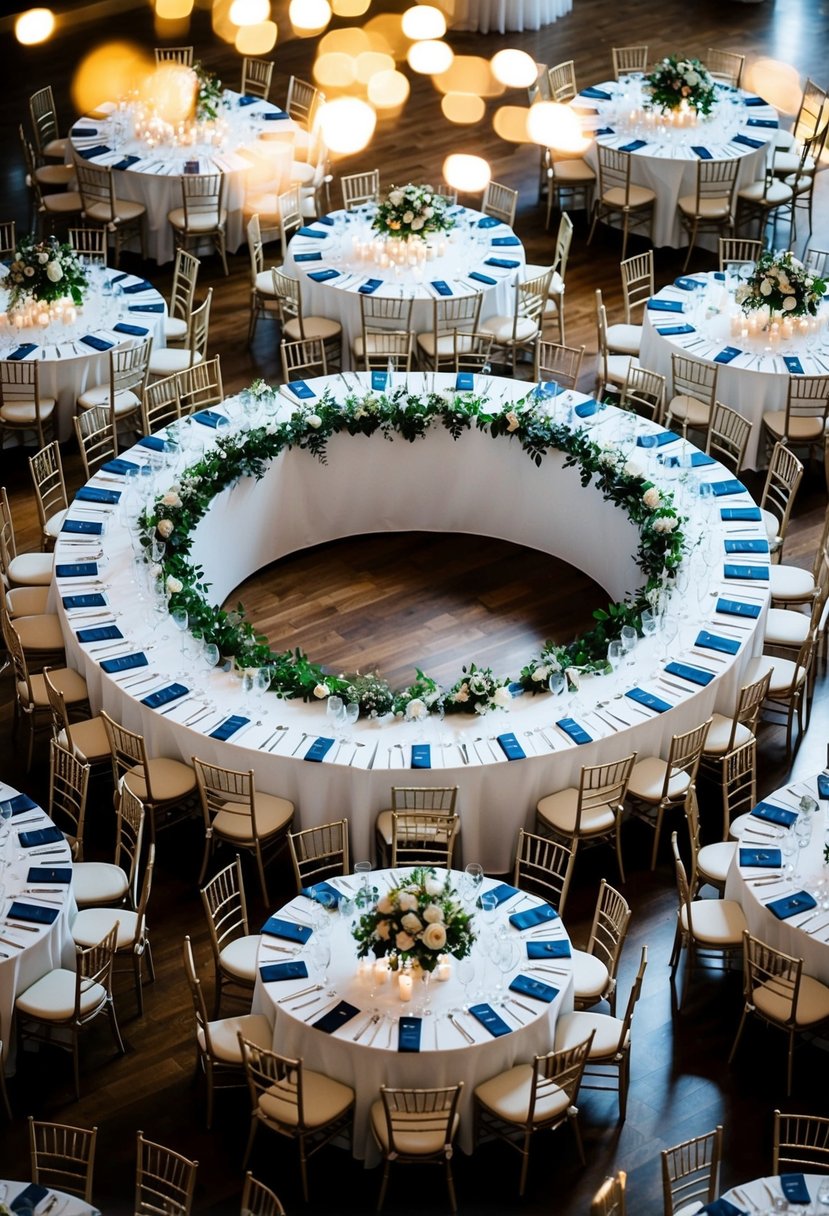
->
401, 5, 446, 40
289, 0, 332, 36
314, 52, 356, 89
72, 42, 153, 116
319, 27, 371, 56
235, 20, 277, 53
526, 101, 590, 153
355, 50, 395, 84
317, 96, 377, 154
743, 58, 802, 116
229, 0, 270, 23
441, 93, 485, 124
493, 104, 533, 143
433, 55, 504, 98
367, 69, 410, 110
332, 0, 371, 14
443, 152, 491, 193
364, 14, 408, 61
143, 63, 197, 124
490, 49, 537, 89
15, 8, 55, 45
407, 40, 454, 75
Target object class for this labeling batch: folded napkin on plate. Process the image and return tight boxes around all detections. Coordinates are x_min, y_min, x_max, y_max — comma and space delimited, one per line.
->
308, 268, 340, 283
7, 899, 59, 925
300, 735, 334, 763
72, 126, 98, 136
10, 1184, 49, 1214
751, 801, 797, 827
647, 298, 683, 312
112, 322, 148, 337
780, 1176, 811, 1205
593, 126, 615, 135
767, 890, 817, 920
77, 144, 112, 159
19, 825, 64, 849
733, 132, 765, 149
262, 110, 289, 120
714, 346, 743, 364
783, 356, 804, 374
674, 276, 707, 291
469, 1003, 511, 1037
574, 399, 600, 419
370, 370, 388, 391
285, 380, 315, 399
314, 999, 360, 1035
492, 235, 521, 246
637, 430, 680, 447
743, 95, 768, 106
359, 279, 383, 294
398, 1015, 422, 1051
510, 973, 559, 1002
183, 160, 200, 174
747, 117, 778, 128
259, 960, 309, 982
556, 717, 593, 744
724, 563, 769, 580
101, 652, 149, 674
691, 146, 713, 159
626, 687, 672, 713
62, 518, 103, 535
411, 744, 431, 769
510, 903, 559, 931
656, 323, 696, 336
715, 597, 762, 619
210, 715, 250, 741
695, 630, 740, 655
261, 915, 312, 944
527, 939, 571, 959
579, 86, 613, 99
496, 732, 526, 761
113, 154, 141, 171
192, 409, 229, 428
27, 866, 72, 884
721, 506, 761, 521
485, 257, 520, 269
301, 881, 341, 907
619, 139, 647, 152
477, 215, 503, 228
707, 478, 747, 497
664, 661, 714, 686
468, 270, 497, 286
297, 226, 327, 238
294, 251, 322, 262
818, 774, 829, 799
430, 279, 453, 295
238, 94, 259, 106
76, 485, 120, 505
142, 682, 189, 709
80, 334, 114, 351
724, 538, 769, 554
7, 343, 39, 360
122, 280, 154, 294
128, 303, 164, 313
315, 214, 336, 225
484, 883, 520, 907
455, 372, 474, 391
698, 1200, 745, 1216
138, 434, 168, 451
1, 793, 37, 816
739, 847, 782, 867
100, 457, 144, 475
77, 624, 123, 643
62, 593, 107, 610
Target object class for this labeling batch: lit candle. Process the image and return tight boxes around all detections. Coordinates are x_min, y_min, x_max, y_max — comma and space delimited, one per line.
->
374, 959, 389, 986
436, 955, 451, 981
398, 968, 413, 1002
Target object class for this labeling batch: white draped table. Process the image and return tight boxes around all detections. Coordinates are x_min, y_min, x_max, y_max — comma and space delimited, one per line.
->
0, 1180, 100, 1216
53, 373, 768, 872
448, 0, 572, 32
722, 1173, 828, 1212
251, 867, 574, 1161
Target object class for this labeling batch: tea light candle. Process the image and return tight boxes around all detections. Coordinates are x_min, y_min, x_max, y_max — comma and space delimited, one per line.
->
781, 318, 794, 340
358, 960, 372, 984
398, 968, 413, 1002
374, 959, 389, 985
436, 955, 451, 981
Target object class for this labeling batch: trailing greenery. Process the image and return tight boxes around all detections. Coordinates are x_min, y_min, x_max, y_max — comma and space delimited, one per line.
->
141, 381, 687, 720
193, 62, 223, 122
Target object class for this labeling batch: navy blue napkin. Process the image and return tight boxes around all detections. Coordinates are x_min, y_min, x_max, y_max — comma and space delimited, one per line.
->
297, 226, 327, 238
496, 732, 526, 760
638, 430, 680, 447
510, 973, 559, 1002
724, 538, 769, 554
733, 133, 765, 149
62, 593, 107, 609
492, 235, 521, 246
210, 715, 250, 740
238, 94, 259, 106
122, 280, 154, 294
371, 370, 388, 390
301, 881, 341, 907
469, 271, 497, 286
1, 794, 37, 816
263, 110, 289, 120
751, 801, 797, 827
556, 717, 593, 744
76, 485, 120, 504
431, 280, 453, 295
664, 661, 714, 686
721, 506, 761, 521
72, 126, 98, 136
743, 95, 767, 106
619, 139, 647, 152
262, 915, 313, 944
10, 1184, 49, 1214
305, 736, 335, 762
656, 323, 696, 336
708, 478, 747, 496
818, 774, 829, 799
142, 682, 189, 709
647, 298, 683, 312
77, 625, 123, 643
485, 257, 520, 269
510, 903, 559, 930
8, 899, 59, 925
113, 155, 141, 171
533, 380, 562, 399
455, 372, 474, 391
138, 434, 168, 451
747, 117, 778, 128
477, 215, 503, 228
574, 399, 600, 419
724, 564, 769, 580
316, 214, 336, 225
78, 144, 112, 159
695, 630, 740, 655
19, 825, 64, 848
113, 322, 148, 337
768, 891, 817, 920
398, 1015, 422, 1051
100, 457, 143, 475
784, 356, 804, 374
314, 999, 360, 1034
698, 1200, 744, 1216
7, 343, 38, 360
691, 146, 713, 159
294, 251, 322, 262
286, 380, 315, 399
527, 939, 571, 959
674, 276, 706, 291
308, 268, 340, 282
259, 960, 309, 982
358, 278, 383, 294
80, 334, 114, 351
715, 597, 761, 620
101, 652, 149, 674
780, 1176, 810, 1205
193, 409, 229, 427
411, 744, 431, 769
485, 883, 520, 907
580, 86, 613, 99
469, 1003, 511, 1036
129, 303, 164, 313
739, 847, 782, 867
183, 160, 200, 174
626, 687, 672, 712
594, 126, 615, 135
714, 346, 742, 364
27, 866, 72, 883
62, 518, 103, 535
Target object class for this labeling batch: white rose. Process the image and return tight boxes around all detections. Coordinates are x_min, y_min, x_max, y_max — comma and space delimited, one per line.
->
156, 519, 173, 538
423, 206, 433, 218
453, 685, 469, 703
165, 575, 183, 595
760, 279, 772, 296
395, 931, 415, 952
685, 70, 699, 85
46, 261, 63, 283
402, 210, 414, 224
24, 266, 35, 276
398, 892, 418, 912
376, 895, 393, 914
313, 683, 329, 699
425, 877, 444, 897
37, 252, 49, 264
531, 665, 549, 682
623, 459, 644, 479
161, 491, 181, 507
505, 411, 520, 432
422, 923, 447, 950
643, 486, 661, 510
411, 217, 424, 230
375, 920, 391, 939
423, 903, 444, 923
306, 414, 321, 429
405, 697, 428, 721
493, 686, 512, 708
401, 912, 422, 933
389, 191, 403, 206
564, 666, 581, 690
782, 296, 797, 310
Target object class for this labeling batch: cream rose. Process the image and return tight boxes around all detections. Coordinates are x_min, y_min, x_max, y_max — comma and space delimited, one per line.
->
423, 903, 444, 924
425, 877, 444, 897
401, 912, 422, 933
623, 459, 644, 479
422, 923, 446, 950
306, 414, 322, 429
165, 575, 183, 595
643, 486, 662, 510
531, 665, 549, 682
395, 931, 415, 952
376, 895, 393, 915
161, 491, 182, 508
313, 683, 329, 699
505, 411, 520, 432
156, 519, 173, 539
46, 261, 63, 283
405, 697, 427, 721
375, 920, 391, 940
398, 891, 418, 912
493, 686, 512, 709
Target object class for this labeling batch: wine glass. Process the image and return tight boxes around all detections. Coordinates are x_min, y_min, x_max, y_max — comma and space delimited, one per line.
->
311, 935, 334, 996
638, 431, 658, 474
548, 671, 565, 697
240, 667, 257, 716
326, 695, 344, 738
620, 624, 638, 669
170, 606, 188, 672
456, 957, 475, 1011
479, 891, 499, 938
0, 801, 12, 870
494, 935, 518, 1007
781, 827, 797, 882
354, 860, 372, 905
343, 701, 359, 736
463, 862, 484, 906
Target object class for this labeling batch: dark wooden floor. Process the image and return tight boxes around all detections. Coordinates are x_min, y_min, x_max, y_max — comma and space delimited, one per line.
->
2, 0, 829, 1212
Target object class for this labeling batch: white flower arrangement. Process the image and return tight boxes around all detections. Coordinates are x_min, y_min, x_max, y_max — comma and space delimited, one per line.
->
372, 183, 455, 240
353, 866, 475, 972
735, 250, 826, 319
6, 235, 87, 309
645, 55, 716, 116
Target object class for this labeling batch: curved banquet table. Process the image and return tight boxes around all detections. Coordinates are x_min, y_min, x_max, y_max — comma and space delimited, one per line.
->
282, 206, 526, 370
251, 867, 574, 1161
726, 772, 829, 984
449, 0, 572, 32
722, 1173, 827, 1212
0, 1180, 100, 1216
0, 783, 76, 1076
639, 270, 829, 470
575, 80, 776, 248
69, 91, 297, 265
54, 372, 768, 873
0, 265, 166, 442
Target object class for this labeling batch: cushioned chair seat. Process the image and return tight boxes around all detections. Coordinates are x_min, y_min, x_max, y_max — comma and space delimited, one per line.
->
769, 564, 816, 601
765, 606, 811, 647
747, 653, 802, 697
72, 861, 129, 908
43, 191, 83, 215
737, 180, 792, 205
44, 508, 67, 539
219, 934, 260, 982
478, 315, 538, 343
0, 399, 56, 424
167, 207, 226, 232
774, 151, 815, 175
753, 974, 829, 1026
35, 163, 75, 186
164, 316, 188, 341
666, 394, 711, 427
72, 906, 138, 950
370, 1101, 460, 1154
536, 787, 616, 835
679, 898, 746, 944
13, 612, 65, 651
698, 841, 736, 885
7, 551, 53, 587
728, 812, 752, 841
24, 667, 88, 707
259, 1069, 354, 1128
148, 349, 204, 376
762, 410, 825, 441
122, 757, 197, 803
606, 322, 641, 356
554, 1009, 628, 1056
284, 316, 341, 341
255, 270, 279, 296
290, 161, 317, 186
77, 385, 142, 415
783, 173, 814, 194
474, 1063, 570, 1124
572, 949, 609, 1002
602, 185, 655, 209
16, 968, 105, 1019
761, 508, 781, 547
85, 199, 145, 224
7, 585, 51, 616
58, 715, 111, 763
553, 159, 596, 183
678, 194, 733, 218
702, 713, 753, 755
43, 137, 68, 159
416, 331, 476, 357
605, 353, 636, 386
628, 755, 690, 802
375, 808, 458, 847
197, 1011, 273, 1063
213, 791, 294, 841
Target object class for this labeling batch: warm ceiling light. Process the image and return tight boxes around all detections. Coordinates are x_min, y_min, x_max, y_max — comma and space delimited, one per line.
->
407, 39, 453, 75
156, 0, 193, 17
235, 19, 277, 52
490, 49, 537, 89
433, 54, 504, 98
229, 0, 270, 23
367, 68, 410, 110
332, 0, 370, 14
441, 93, 485, 124
401, 4, 446, 40
526, 101, 590, 153
442, 152, 491, 193
314, 51, 356, 89
743, 58, 802, 116
317, 96, 377, 154
15, 8, 55, 45
289, 0, 332, 36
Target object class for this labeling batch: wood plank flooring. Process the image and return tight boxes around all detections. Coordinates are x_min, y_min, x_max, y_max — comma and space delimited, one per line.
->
2, 0, 829, 1212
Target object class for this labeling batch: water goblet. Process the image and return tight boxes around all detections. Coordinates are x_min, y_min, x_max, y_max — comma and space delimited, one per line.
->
463, 862, 484, 906
327, 695, 344, 738
479, 891, 498, 938
170, 605, 189, 672
638, 431, 658, 473
343, 701, 359, 736
311, 935, 334, 996
781, 827, 797, 881
240, 667, 257, 716
620, 624, 638, 669
456, 957, 475, 1011
494, 936, 518, 1007
641, 609, 658, 640
354, 860, 372, 905
548, 671, 566, 697
794, 813, 812, 853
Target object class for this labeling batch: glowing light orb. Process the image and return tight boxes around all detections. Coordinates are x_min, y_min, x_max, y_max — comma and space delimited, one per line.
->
491, 49, 537, 89
367, 69, 410, 110
15, 8, 55, 45
442, 152, 491, 193
289, 0, 332, 36
401, 5, 446, 40
526, 101, 590, 153
235, 21, 277, 53
317, 97, 377, 154
229, 0, 270, 23
441, 93, 485, 124
407, 40, 453, 75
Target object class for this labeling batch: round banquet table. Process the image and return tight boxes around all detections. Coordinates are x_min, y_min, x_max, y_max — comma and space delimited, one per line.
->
0, 265, 166, 442
53, 372, 768, 873
251, 867, 574, 1162
722, 1173, 827, 1212
69, 91, 297, 265
0, 1180, 100, 1216
575, 80, 777, 249
282, 206, 526, 370
448, 0, 572, 32
725, 772, 829, 985
639, 270, 829, 471
0, 783, 76, 1076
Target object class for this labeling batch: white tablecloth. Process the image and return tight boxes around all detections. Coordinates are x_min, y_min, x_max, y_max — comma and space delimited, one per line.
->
53, 373, 767, 873
577, 81, 776, 248
725, 772, 829, 984
69, 92, 296, 265
1, 1180, 100, 1216
0, 267, 166, 442
639, 271, 829, 470
448, 0, 572, 31
0, 784, 76, 1076
283, 207, 525, 370
251, 868, 574, 1161
723, 1174, 827, 1211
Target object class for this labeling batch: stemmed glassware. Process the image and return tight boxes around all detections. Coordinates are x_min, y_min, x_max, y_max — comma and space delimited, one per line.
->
620, 624, 637, 671
354, 860, 372, 906
462, 862, 484, 908
326, 695, 344, 737
455, 957, 475, 1011
0, 801, 12, 872
493, 934, 518, 1007
343, 701, 359, 736
170, 606, 189, 674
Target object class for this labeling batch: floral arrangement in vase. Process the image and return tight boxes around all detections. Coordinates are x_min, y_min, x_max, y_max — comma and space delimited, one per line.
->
193, 62, 223, 122
352, 866, 475, 973
6, 236, 87, 310
645, 56, 716, 116
372, 183, 455, 240
735, 250, 827, 319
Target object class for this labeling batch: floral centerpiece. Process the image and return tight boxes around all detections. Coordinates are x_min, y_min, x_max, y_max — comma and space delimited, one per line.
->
193, 62, 223, 122
5, 236, 87, 310
645, 55, 716, 116
735, 250, 826, 319
352, 866, 475, 972
372, 183, 455, 241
